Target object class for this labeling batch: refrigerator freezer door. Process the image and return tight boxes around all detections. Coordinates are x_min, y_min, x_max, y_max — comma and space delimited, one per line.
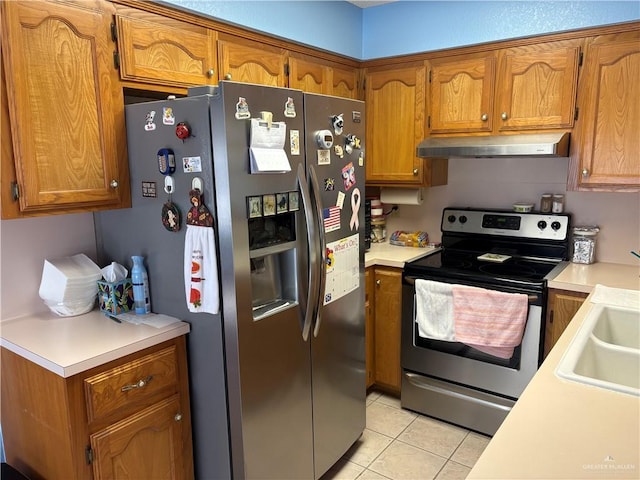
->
210, 82, 314, 479
303, 93, 366, 478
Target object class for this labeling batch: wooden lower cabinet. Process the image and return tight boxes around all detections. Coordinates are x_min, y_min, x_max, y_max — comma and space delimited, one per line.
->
544, 289, 588, 358
373, 267, 403, 392
1, 337, 193, 480
365, 267, 375, 388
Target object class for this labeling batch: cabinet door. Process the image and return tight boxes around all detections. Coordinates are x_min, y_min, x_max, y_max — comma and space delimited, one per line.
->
428, 53, 495, 134
91, 395, 187, 480
544, 289, 588, 358
1, 0, 129, 213
365, 267, 375, 388
570, 30, 640, 190
331, 64, 360, 100
496, 40, 581, 131
373, 267, 402, 392
289, 55, 329, 94
218, 36, 286, 86
365, 64, 425, 185
115, 12, 217, 88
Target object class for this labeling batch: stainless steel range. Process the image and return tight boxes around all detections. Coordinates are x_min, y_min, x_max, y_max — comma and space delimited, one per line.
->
401, 207, 571, 435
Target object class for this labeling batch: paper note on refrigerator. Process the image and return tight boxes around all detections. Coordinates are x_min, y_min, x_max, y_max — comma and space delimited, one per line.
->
249, 118, 291, 173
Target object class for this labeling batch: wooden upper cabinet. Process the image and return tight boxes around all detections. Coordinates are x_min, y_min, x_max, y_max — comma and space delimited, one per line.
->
496, 40, 582, 131
1, 0, 129, 215
115, 10, 217, 88
331, 64, 360, 100
428, 41, 581, 135
218, 35, 287, 86
428, 53, 496, 134
569, 30, 640, 190
289, 55, 360, 99
365, 64, 426, 185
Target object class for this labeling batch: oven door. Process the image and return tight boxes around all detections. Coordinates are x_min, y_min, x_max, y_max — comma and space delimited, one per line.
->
401, 274, 545, 400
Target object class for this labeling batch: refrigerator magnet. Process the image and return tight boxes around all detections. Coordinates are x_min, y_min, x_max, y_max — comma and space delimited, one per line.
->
144, 111, 156, 131
262, 194, 276, 216
334, 145, 344, 159
324, 178, 335, 191
235, 97, 250, 119
317, 150, 330, 166
182, 156, 202, 173
247, 196, 262, 218
162, 107, 175, 125
284, 97, 297, 118
276, 193, 288, 214
331, 114, 344, 135
290, 130, 300, 155
288, 191, 299, 211
341, 162, 356, 191
336, 191, 346, 209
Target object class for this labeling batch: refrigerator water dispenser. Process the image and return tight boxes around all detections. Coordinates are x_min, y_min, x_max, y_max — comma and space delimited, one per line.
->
250, 249, 298, 320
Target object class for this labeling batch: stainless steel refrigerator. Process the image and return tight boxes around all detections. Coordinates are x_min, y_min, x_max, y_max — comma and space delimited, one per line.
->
94, 81, 366, 479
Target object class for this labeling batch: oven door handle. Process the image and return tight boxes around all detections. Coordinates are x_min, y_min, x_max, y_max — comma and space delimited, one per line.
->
404, 276, 540, 302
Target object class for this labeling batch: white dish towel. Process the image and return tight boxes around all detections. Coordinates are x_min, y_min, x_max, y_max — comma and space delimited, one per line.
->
184, 225, 219, 314
414, 279, 455, 341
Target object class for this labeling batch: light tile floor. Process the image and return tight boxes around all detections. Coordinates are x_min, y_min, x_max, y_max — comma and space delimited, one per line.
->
321, 390, 491, 480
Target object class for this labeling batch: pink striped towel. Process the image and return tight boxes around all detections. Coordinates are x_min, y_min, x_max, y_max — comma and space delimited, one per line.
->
452, 284, 528, 359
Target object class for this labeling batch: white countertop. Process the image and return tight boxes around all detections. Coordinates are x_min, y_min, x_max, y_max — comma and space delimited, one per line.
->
0, 309, 190, 378
468, 288, 640, 480
549, 261, 640, 293
365, 242, 440, 268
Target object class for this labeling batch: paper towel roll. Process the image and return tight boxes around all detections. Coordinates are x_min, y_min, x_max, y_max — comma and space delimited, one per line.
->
380, 187, 423, 205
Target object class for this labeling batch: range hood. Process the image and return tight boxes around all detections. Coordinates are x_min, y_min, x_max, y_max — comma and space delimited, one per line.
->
417, 132, 570, 158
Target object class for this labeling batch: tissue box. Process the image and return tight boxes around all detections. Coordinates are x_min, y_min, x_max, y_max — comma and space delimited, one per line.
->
98, 279, 134, 314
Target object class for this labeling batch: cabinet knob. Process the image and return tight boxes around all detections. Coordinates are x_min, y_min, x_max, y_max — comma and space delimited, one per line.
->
481, 113, 488, 121
582, 168, 589, 177
501, 112, 508, 121
224, 73, 232, 80
376, 280, 381, 286
413, 168, 419, 176
206, 68, 215, 78
110, 180, 119, 189
174, 413, 183, 422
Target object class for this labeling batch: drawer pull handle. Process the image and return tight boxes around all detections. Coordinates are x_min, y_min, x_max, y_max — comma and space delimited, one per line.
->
121, 375, 153, 392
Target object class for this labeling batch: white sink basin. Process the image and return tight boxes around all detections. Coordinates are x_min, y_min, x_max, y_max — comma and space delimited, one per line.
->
556, 304, 640, 396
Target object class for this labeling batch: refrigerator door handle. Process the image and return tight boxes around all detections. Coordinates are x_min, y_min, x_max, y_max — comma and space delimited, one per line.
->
308, 165, 326, 338
298, 163, 319, 342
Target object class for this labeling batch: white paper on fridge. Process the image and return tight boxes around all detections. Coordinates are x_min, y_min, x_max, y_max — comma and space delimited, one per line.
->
249, 119, 291, 173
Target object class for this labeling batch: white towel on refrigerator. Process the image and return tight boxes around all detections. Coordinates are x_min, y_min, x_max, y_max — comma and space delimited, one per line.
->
414, 279, 455, 341
184, 225, 219, 314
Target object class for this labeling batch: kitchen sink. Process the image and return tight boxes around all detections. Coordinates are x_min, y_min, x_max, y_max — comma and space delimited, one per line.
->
555, 304, 640, 396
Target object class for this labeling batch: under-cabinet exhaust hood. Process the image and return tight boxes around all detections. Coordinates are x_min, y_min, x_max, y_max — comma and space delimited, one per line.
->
417, 132, 570, 158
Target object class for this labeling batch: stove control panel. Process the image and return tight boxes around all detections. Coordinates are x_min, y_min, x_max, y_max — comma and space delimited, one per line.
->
442, 208, 570, 240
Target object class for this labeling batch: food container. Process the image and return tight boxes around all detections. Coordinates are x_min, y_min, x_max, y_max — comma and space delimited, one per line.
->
571, 226, 600, 264
389, 230, 429, 248
552, 194, 565, 213
540, 194, 552, 213
513, 203, 534, 213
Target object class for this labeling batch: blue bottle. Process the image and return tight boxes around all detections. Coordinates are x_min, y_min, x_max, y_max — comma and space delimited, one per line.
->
131, 256, 151, 314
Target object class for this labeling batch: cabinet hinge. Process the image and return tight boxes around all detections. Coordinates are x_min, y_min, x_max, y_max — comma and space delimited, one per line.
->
362, 78, 366, 91
428, 70, 432, 83
113, 51, 120, 70
574, 107, 579, 121
85, 445, 93, 465
10, 181, 19, 201
578, 50, 583, 67
284, 63, 289, 77
110, 20, 118, 43
427, 115, 431, 129
549, 310, 554, 324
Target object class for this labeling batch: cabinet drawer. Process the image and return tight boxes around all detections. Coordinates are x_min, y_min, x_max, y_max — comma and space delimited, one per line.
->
84, 346, 178, 423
